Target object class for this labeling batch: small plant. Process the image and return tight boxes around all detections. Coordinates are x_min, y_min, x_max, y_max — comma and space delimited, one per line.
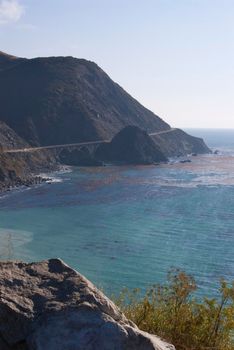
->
114, 269, 234, 350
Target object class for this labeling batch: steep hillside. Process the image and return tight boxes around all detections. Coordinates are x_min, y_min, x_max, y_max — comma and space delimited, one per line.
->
0, 51, 210, 156
0, 122, 56, 187
0, 51, 26, 72
0, 54, 169, 146
151, 129, 210, 156
0, 121, 28, 149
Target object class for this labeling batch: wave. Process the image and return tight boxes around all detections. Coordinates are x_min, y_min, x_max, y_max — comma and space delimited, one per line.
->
39, 165, 73, 184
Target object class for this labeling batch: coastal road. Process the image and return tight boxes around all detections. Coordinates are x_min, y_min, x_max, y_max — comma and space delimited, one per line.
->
149, 128, 177, 137
3, 128, 177, 154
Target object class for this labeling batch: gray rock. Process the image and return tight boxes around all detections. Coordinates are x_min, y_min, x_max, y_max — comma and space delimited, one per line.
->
0, 259, 175, 350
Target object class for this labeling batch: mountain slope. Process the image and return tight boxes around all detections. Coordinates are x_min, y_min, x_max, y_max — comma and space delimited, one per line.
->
0, 51, 209, 156
0, 121, 56, 186
0, 51, 26, 72
151, 129, 210, 156
0, 121, 28, 149
0, 54, 169, 146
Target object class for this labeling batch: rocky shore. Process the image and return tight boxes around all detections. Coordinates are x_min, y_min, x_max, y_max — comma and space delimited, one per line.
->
0, 175, 51, 194
0, 259, 175, 350
0, 122, 211, 193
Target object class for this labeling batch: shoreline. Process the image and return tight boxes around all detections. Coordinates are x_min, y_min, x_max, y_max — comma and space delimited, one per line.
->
0, 175, 52, 196
0, 152, 219, 197
0, 164, 73, 197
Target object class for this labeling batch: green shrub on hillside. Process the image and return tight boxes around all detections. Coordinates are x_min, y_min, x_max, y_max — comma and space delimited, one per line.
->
115, 269, 234, 350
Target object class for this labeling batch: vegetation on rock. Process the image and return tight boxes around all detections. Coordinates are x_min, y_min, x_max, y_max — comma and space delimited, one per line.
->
115, 269, 234, 350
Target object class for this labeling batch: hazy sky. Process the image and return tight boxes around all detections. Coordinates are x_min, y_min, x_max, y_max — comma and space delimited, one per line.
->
1, 0, 234, 128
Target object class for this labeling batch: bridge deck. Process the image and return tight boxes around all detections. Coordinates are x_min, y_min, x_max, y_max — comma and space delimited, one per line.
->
2, 128, 176, 154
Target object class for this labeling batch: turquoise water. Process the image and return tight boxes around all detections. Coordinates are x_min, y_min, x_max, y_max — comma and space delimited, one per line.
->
0, 129, 234, 297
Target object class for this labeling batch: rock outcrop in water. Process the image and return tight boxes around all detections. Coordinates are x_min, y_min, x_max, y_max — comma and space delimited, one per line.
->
0, 259, 175, 350
96, 126, 167, 164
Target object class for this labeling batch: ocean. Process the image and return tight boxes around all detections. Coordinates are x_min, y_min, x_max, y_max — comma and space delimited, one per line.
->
0, 129, 234, 298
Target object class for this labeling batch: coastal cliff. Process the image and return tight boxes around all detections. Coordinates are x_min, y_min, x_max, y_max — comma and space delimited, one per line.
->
0, 51, 210, 188
151, 128, 210, 157
0, 51, 209, 157
0, 53, 168, 146
0, 259, 175, 350
0, 122, 57, 190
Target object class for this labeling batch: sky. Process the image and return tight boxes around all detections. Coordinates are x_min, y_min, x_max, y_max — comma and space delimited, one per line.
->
0, 0, 234, 128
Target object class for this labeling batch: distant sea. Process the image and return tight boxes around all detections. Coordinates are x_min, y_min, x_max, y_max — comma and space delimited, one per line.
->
185, 128, 234, 152
0, 128, 234, 298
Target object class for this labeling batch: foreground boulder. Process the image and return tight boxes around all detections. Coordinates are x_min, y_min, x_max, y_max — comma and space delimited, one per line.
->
96, 126, 167, 165
0, 259, 175, 350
